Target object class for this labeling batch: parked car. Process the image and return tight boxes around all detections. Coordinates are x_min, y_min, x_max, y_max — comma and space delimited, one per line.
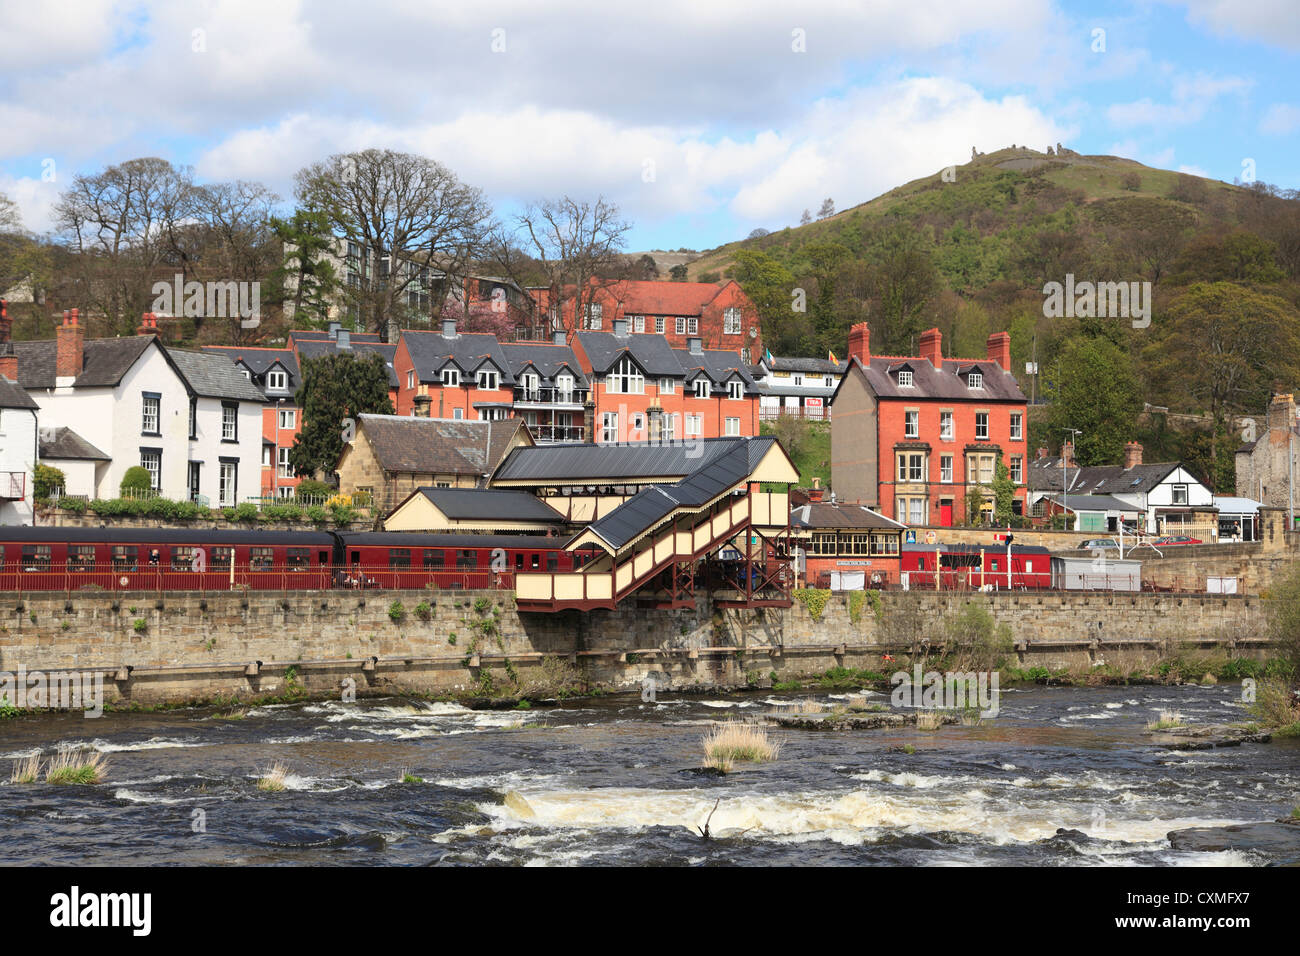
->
1080, 538, 1120, 551
1153, 535, 1201, 546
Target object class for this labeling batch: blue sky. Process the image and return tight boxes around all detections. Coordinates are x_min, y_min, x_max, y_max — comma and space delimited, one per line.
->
0, 0, 1296, 251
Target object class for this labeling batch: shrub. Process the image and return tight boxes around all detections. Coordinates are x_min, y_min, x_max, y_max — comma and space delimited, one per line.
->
132, 618, 147, 633
701, 721, 780, 767
294, 479, 334, 499
33, 463, 65, 498
944, 604, 1014, 671
794, 588, 831, 621
388, 600, 406, 623
119, 466, 152, 495
305, 505, 329, 525
414, 601, 432, 622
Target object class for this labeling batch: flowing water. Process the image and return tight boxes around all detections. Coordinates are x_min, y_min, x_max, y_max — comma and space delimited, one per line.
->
1, 683, 1296, 866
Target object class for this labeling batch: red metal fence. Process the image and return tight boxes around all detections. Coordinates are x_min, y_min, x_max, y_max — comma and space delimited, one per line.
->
0, 566, 517, 593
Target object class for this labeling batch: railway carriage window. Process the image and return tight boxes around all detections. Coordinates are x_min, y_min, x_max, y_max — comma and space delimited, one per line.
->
171, 547, 198, 570
547, 554, 558, 571
250, 548, 274, 570
286, 548, 311, 569
22, 545, 51, 569
211, 548, 232, 569
531, 553, 540, 569
112, 546, 138, 571
456, 550, 475, 569
515, 553, 524, 570
149, 549, 160, 565
67, 545, 96, 569
423, 549, 445, 569
388, 548, 411, 568
318, 551, 329, 566
0, 544, 5, 566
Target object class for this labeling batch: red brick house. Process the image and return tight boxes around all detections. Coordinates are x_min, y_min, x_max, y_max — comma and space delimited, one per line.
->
829, 324, 1028, 525
530, 279, 763, 363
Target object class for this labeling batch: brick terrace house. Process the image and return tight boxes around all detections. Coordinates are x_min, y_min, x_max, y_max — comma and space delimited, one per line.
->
531, 278, 763, 363
336, 415, 533, 511
571, 319, 758, 443
393, 320, 515, 419
829, 324, 1028, 526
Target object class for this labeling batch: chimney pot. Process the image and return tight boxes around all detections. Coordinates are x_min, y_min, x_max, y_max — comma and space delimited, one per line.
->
1061, 441, 1076, 469
56, 306, 85, 379
986, 331, 1011, 371
1124, 441, 1143, 469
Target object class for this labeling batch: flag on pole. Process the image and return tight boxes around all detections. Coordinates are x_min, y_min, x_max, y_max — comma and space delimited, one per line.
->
764, 348, 774, 365
828, 350, 838, 364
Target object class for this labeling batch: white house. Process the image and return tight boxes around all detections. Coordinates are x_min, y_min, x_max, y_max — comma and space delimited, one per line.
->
1028, 442, 1217, 537
13, 310, 265, 506
749, 355, 845, 421
0, 371, 39, 525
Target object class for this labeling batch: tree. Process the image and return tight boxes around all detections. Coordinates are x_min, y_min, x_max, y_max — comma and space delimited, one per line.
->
865, 222, 940, 354
818, 198, 835, 219
1120, 172, 1141, 191
747, 228, 770, 240
669, 264, 688, 281
1043, 334, 1142, 466
1144, 282, 1300, 484
189, 179, 282, 343
294, 149, 494, 340
54, 157, 199, 335
289, 352, 396, 481
271, 206, 341, 329
799, 209, 812, 226
507, 195, 630, 334
0, 191, 19, 233
992, 458, 1015, 524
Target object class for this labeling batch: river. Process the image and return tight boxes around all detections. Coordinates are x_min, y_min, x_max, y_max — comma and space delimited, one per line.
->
1, 682, 1295, 866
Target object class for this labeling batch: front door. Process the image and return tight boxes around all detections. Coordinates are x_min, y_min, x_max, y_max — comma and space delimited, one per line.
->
939, 501, 952, 527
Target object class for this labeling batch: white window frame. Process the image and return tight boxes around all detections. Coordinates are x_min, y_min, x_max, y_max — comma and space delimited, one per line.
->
1010, 456, 1023, 483
601, 411, 619, 443
267, 370, 287, 391
607, 356, 645, 395
725, 417, 740, 436
968, 371, 983, 389
277, 409, 295, 430
218, 461, 236, 507
898, 370, 913, 388
476, 368, 499, 390
1010, 412, 1023, 441
655, 316, 665, 334
940, 455, 953, 483
556, 373, 574, 403
441, 367, 460, 387
221, 405, 237, 441
632, 315, 645, 333
693, 379, 710, 399
905, 410, 919, 439
277, 446, 292, 478
659, 377, 675, 395
675, 317, 686, 335
585, 304, 603, 330
723, 308, 742, 335
686, 414, 702, 437
141, 450, 161, 490
727, 380, 744, 401
940, 410, 954, 441
975, 412, 989, 441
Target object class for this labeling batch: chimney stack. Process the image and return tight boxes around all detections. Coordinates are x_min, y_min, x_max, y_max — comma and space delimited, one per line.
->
336, 329, 351, 350
986, 331, 1011, 371
583, 398, 596, 444
1036, 446, 1048, 459
1267, 393, 1295, 440
1061, 441, 1075, 470
847, 322, 870, 365
919, 327, 942, 369
1124, 441, 1143, 469
413, 393, 431, 418
552, 328, 566, 347
0, 298, 10, 345
328, 321, 341, 340
441, 317, 457, 339
137, 311, 158, 336
808, 476, 824, 503
613, 317, 629, 338
688, 336, 703, 355
56, 308, 84, 380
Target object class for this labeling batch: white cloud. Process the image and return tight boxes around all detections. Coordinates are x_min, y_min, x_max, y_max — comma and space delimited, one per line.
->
1107, 72, 1251, 128
1176, 0, 1300, 51
1260, 103, 1300, 135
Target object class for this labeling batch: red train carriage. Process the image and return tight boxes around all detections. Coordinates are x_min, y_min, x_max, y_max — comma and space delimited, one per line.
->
900, 542, 1052, 590
334, 533, 579, 590
0, 527, 338, 591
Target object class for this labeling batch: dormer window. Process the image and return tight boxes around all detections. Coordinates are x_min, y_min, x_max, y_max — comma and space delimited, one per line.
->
968, 371, 983, 389
441, 367, 460, 387
693, 379, 710, 399
607, 356, 644, 395
727, 380, 744, 400
267, 370, 287, 391
898, 370, 913, 388
477, 368, 499, 390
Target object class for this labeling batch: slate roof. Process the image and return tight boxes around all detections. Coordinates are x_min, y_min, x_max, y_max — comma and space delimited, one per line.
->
355, 415, 526, 476
673, 347, 757, 390
500, 343, 588, 385
1041, 494, 1143, 513
0, 376, 37, 409
293, 339, 399, 387
415, 487, 563, 522
203, 346, 301, 396
1028, 458, 1183, 496
492, 436, 778, 485
402, 329, 513, 385
832, 354, 1026, 405
576, 330, 684, 377
790, 502, 906, 531
759, 356, 847, 375
166, 348, 267, 402
13, 336, 154, 389
38, 426, 109, 460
